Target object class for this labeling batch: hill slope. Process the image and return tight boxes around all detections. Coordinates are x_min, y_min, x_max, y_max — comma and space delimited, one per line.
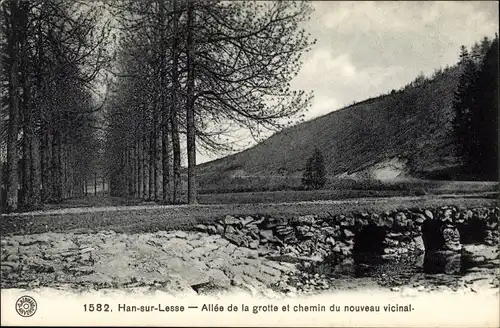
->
197, 66, 463, 189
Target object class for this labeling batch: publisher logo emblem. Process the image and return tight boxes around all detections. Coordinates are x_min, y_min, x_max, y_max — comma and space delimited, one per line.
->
15, 295, 37, 317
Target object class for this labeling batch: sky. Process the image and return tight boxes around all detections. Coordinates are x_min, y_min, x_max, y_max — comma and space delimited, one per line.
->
197, 1, 499, 164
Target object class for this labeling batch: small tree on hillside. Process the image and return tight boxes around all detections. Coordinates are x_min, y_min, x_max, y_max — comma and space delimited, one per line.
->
302, 148, 327, 190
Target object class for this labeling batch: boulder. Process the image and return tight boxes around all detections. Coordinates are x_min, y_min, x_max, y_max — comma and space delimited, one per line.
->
343, 229, 355, 238
394, 212, 410, 228
296, 215, 315, 225
296, 226, 314, 238
208, 269, 231, 287
240, 216, 254, 227
215, 224, 225, 235
207, 225, 217, 235
413, 236, 425, 252
225, 233, 246, 247
260, 230, 274, 241
414, 213, 426, 224
195, 224, 207, 232
224, 215, 241, 226
441, 224, 462, 252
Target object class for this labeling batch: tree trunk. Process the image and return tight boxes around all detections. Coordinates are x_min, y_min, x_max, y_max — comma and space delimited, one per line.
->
137, 139, 143, 199
142, 137, 148, 199
6, 0, 21, 212
186, 0, 197, 204
149, 131, 154, 200
171, 0, 181, 204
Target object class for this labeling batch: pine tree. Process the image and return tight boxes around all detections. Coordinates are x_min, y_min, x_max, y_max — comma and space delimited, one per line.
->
469, 36, 499, 180
453, 36, 499, 181
302, 148, 327, 190
452, 45, 478, 171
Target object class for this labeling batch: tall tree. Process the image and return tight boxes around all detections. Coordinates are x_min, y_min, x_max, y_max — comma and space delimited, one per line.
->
453, 36, 498, 181
302, 148, 327, 190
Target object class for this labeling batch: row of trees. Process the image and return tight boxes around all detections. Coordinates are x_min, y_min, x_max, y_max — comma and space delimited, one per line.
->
104, 0, 315, 204
1, 0, 112, 212
453, 35, 498, 181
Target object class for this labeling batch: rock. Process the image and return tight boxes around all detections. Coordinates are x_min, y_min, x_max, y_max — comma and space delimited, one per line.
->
387, 232, 403, 239
264, 218, 278, 229
424, 210, 434, 220
443, 209, 453, 220
225, 233, 246, 247
236, 247, 259, 259
260, 265, 281, 277
164, 238, 193, 254
442, 225, 462, 252
248, 230, 260, 241
208, 269, 231, 287
380, 216, 394, 228
462, 244, 498, 260
394, 212, 409, 228
343, 229, 355, 238
276, 226, 295, 237
249, 240, 259, 249
225, 225, 236, 235
195, 224, 207, 232
69, 265, 94, 275
26, 257, 55, 273
296, 226, 314, 238
391, 287, 400, 292
240, 216, 254, 227
215, 224, 225, 235
224, 215, 241, 226
207, 226, 217, 235
414, 213, 426, 224
174, 231, 188, 239
326, 237, 336, 246
464, 210, 474, 220
384, 238, 399, 247
413, 236, 425, 252
296, 215, 315, 225
321, 226, 336, 236
1, 262, 18, 274
215, 238, 230, 247
260, 230, 274, 241
207, 258, 228, 270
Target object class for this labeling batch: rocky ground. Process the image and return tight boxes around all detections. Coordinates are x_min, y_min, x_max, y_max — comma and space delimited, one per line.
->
1, 229, 499, 298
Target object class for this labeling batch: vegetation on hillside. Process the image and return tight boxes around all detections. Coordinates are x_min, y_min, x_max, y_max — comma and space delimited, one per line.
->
198, 35, 499, 191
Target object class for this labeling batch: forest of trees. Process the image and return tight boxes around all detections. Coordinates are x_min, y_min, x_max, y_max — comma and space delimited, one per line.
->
0, 0, 315, 212
103, 0, 315, 204
453, 34, 499, 181
0, 0, 113, 213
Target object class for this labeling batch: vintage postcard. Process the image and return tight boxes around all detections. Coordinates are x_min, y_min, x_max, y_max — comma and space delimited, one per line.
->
1, 0, 499, 327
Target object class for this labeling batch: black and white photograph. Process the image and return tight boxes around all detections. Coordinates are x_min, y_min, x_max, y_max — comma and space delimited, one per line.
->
0, 0, 499, 326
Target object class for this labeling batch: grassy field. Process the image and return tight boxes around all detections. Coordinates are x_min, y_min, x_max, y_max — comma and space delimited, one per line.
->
197, 176, 499, 196
1, 195, 497, 236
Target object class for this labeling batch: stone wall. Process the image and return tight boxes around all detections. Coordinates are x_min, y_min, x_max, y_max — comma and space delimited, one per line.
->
195, 206, 500, 264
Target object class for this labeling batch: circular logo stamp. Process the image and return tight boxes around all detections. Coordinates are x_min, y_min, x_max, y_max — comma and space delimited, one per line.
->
15, 295, 37, 317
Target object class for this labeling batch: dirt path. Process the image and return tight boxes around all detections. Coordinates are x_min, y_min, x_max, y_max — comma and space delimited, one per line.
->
2, 195, 497, 236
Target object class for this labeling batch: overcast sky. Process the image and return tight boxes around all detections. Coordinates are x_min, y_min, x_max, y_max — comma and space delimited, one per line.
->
197, 1, 499, 164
